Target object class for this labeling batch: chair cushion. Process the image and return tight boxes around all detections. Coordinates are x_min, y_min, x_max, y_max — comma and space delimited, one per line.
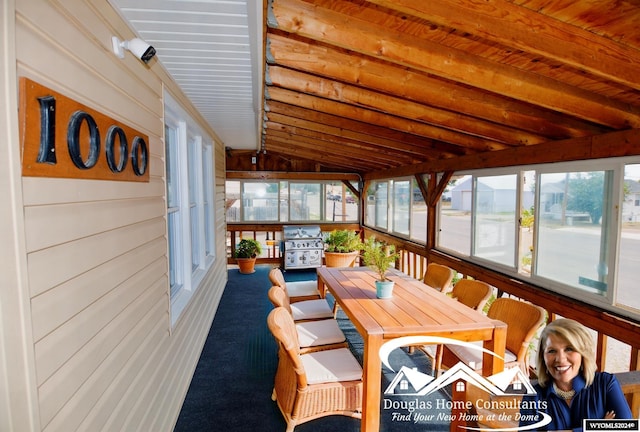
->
290, 299, 334, 321
302, 348, 363, 384
286, 280, 320, 298
446, 341, 517, 370
296, 319, 346, 347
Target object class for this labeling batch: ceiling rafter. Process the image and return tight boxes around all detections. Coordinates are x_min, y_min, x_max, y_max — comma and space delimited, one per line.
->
267, 32, 608, 139
268, 0, 640, 129
364, 0, 640, 91
267, 86, 504, 153
268, 64, 549, 145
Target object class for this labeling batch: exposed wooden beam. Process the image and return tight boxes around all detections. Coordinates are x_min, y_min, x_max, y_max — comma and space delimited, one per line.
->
266, 136, 389, 170
429, 171, 453, 208
365, 0, 640, 91
268, 65, 547, 145
266, 123, 416, 166
266, 143, 373, 171
267, 100, 462, 159
268, 33, 606, 139
268, 112, 429, 160
266, 119, 424, 164
365, 128, 640, 180
226, 171, 361, 180
269, 0, 640, 128
267, 86, 505, 153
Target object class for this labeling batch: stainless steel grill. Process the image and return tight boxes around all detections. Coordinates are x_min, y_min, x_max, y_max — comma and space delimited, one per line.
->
282, 225, 323, 270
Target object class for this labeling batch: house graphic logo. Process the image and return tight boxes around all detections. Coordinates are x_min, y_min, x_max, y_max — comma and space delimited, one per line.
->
379, 336, 552, 431
384, 362, 536, 397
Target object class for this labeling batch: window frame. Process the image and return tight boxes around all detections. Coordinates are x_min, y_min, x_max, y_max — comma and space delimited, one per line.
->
164, 91, 215, 327
225, 179, 360, 223
434, 157, 639, 321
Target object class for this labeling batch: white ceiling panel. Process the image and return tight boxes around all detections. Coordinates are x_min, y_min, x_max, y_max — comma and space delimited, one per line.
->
110, 0, 262, 150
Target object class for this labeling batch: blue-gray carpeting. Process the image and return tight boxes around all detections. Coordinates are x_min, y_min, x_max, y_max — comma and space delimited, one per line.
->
174, 265, 450, 431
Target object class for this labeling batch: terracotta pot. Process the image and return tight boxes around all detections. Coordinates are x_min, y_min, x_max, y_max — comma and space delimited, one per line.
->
237, 257, 257, 274
324, 251, 359, 268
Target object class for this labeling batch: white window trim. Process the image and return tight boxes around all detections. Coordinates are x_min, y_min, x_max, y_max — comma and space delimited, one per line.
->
164, 91, 215, 327
435, 157, 640, 321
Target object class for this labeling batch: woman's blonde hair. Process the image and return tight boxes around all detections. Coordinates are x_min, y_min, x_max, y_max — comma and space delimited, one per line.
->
535, 318, 597, 388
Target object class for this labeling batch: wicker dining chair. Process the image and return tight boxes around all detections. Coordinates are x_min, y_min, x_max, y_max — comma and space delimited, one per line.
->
267, 307, 363, 432
440, 297, 546, 375
269, 267, 322, 302
422, 278, 494, 375
423, 263, 455, 293
267, 284, 334, 321
268, 286, 347, 353
450, 279, 493, 312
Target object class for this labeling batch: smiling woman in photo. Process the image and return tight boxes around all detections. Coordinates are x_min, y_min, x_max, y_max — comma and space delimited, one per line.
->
520, 319, 632, 431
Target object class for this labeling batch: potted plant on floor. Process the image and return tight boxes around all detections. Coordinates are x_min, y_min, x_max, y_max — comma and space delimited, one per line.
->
323, 229, 363, 267
235, 238, 262, 274
361, 236, 399, 298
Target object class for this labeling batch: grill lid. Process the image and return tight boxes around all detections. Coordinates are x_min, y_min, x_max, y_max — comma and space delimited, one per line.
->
283, 225, 322, 239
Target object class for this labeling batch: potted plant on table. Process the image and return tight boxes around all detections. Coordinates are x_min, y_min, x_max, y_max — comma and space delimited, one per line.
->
323, 229, 363, 267
361, 236, 400, 298
235, 238, 263, 274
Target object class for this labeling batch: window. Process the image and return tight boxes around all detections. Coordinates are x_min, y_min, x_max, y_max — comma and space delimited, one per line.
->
165, 92, 215, 326
226, 180, 241, 222
410, 177, 428, 243
290, 183, 321, 220
473, 174, 518, 267
364, 176, 428, 243
243, 182, 279, 221
203, 145, 214, 256
225, 180, 359, 223
392, 179, 410, 235
435, 158, 640, 321
616, 163, 640, 312
366, 181, 389, 230
326, 181, 358, 222
165, 124, 182, 294
188, 137, 201, 271
438, 175, 471, 255
536, 170, 611, 294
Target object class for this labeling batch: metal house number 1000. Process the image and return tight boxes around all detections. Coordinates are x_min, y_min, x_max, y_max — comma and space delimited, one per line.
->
37, 95, 147, 176
19, 77, 150, 182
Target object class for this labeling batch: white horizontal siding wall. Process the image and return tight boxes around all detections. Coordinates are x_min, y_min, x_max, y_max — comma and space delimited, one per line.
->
2, 1, 228, 431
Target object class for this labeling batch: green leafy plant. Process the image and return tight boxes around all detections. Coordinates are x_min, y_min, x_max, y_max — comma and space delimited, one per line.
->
324, 229, 363, 253
521, 207, 535, 231
235, 238, 262, 259
361, 236, 399, 282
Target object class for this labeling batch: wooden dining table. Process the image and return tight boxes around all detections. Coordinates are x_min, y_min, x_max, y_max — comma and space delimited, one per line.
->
316, 266, 507, 432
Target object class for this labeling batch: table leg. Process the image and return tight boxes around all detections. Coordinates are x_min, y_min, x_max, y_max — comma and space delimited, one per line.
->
483, 321, 507, 376
317, 274, 326, 299
362, 333, 383, 432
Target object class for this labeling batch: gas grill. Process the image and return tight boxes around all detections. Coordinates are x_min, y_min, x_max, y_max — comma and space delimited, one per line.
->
282, 225, 324, 270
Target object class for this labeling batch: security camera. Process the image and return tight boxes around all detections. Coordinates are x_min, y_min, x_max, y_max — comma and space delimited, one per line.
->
112, 36, 156, 64
124, 38, 156, 63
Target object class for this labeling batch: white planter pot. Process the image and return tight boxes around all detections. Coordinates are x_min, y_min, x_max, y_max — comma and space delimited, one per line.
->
375, 280, 394, 299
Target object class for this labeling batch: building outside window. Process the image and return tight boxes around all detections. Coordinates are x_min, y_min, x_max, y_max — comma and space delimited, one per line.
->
225, 180, 359, 223
434, 158, 640, 321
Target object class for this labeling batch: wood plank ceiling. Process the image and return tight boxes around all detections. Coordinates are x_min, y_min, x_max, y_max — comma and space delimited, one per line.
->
262, 0, 640, 175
